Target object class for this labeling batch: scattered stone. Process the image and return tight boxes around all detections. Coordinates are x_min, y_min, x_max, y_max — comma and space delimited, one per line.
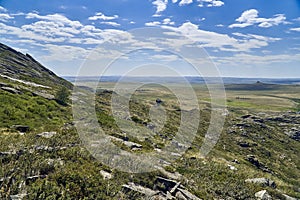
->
0, 151, 14, 156
156, 167, 183, 181
0, 82, 8, 87
238, 142, 251, 148
46, 158, 64, 166
34, 145, 54, 152
100, 170, 112, 180
10, 193, 27, 200
154, 177, 179, 193
246, 155, 272, 173
31, 91, 54, 100
123, 141, 142, 149
285, 130, 300, 141
255, 190, 272, 200
266, 117, 291, 123
228, 164, 237, 171
36, 131, 57, 139
177, 188, 202, 200
176, 191, 188, 200
147, 123, 156, 130
121, 175, 201, 200
282, 194, 298, 200
232, 159, 240, 164
1, 86, 21, 94
122, 182, 159, 197
253, 118, 264, 123
236, 123, 250, 128
26, 175, 47, 184
156, 98, 163, 104
241, 114, 251, 119
151, 195, 168, 200
166, 191, 175, 199
245, 178, 276, 188
109, 136, 142, 149
11, 125, 29, 133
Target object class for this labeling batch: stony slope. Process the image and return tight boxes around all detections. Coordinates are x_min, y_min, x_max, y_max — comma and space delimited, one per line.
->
0, 43, 299, 199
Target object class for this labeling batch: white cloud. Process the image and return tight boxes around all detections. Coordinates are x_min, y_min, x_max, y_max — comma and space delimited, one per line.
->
0, 6, 7, 12
22, 20, 81, 36
88, 12, 118, 21
215, 53, 300, 66
145, 18, 175, 26
0, 13, 14, 22
0, 13, 126, 45
41, 44, 89, 61
26, 13, 82, 28
216, 24, 224, 27
290, 27, 300, 32
59, 5, 67, 10
152, 0, 168, 15
161, 22, 281, 52
162, 18, 175, 25
197, 0, 224, 7
293, 17, 300, 22
229, 9, 287, 28
100, 21, 120, 27
0, 22, 67, 43
130, 21, 136, 24
145, 21, 161, 26
151, 54, 179, 62
179, 0, 193, 6
168, 0, 224, 12
232, 32, 280, 42
212, 0, 224, 7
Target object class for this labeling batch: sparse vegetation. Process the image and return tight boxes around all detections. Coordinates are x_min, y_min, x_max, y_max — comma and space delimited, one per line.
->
1, 43, 300, 199
55, 86, 70, 106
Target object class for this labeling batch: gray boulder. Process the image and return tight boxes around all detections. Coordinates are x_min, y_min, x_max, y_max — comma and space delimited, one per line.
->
255, 190, 272, 200
100, 170, 112, 180
36, 131, 57, 139
245, 178, 276, 188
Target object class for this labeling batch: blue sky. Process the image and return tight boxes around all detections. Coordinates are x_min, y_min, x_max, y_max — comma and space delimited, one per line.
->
0, 0, 299, 77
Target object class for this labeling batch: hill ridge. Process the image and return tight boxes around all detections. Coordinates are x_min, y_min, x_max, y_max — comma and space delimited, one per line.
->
0, 43, 72, 89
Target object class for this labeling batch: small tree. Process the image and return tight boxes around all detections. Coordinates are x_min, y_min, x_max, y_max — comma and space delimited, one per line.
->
55, 87, 69, 105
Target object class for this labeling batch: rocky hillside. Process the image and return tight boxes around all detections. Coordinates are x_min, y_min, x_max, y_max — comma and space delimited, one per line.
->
0, 43, 72, 89
0, 42, 299, 199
